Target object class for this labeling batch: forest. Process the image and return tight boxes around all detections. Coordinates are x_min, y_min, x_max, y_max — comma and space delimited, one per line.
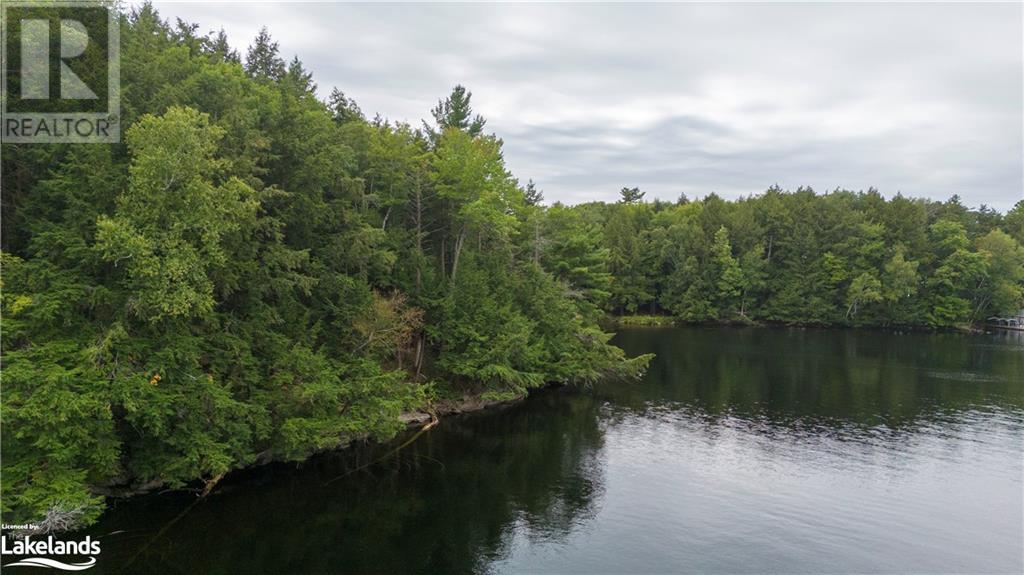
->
2, 4, 1022, 530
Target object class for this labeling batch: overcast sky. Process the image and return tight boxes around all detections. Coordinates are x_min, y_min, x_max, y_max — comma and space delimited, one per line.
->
150, 2, 1022, 211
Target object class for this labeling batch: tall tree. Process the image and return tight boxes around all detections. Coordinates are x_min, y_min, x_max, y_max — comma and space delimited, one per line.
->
245, 26, 285, 80
423, 84, 487, 143
328, 87, 364, 125
206, 28, 240, 63
710, 226, 743, 319
96, 107, 259, 322
619, 186, 645, 204
524, 179, 544, 206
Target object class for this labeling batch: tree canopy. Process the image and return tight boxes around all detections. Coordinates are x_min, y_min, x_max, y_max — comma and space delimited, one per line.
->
0, 5, 649, 529
568, 187, 1022, 327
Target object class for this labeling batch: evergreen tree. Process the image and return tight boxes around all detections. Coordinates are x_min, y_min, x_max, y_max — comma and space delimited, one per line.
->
619, 186, 645, 204
284, 56, 317, 96
423, 84, 487, 143
328, 87, 365, 124
245, 26, 286, 80
524, 179, 544, 206
207, 28, 240, 63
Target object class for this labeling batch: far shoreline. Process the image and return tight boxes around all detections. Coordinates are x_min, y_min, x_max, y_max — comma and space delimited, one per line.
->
605, 315, 1014, 335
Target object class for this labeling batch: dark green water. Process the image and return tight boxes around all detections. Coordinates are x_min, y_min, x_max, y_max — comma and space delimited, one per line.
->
86, 328, 1023, 574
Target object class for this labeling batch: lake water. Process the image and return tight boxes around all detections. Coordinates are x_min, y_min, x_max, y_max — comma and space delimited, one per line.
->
87, 327, 1024, 574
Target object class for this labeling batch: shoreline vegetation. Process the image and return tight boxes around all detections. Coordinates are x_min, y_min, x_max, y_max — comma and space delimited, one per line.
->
88, 388, 543, 502
2, 4, 1022, 533
606, 314, 999, 333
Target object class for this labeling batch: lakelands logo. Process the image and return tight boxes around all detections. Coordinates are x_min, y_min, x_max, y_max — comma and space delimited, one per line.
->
1, 0, 120, 143
1, 535, 100, 571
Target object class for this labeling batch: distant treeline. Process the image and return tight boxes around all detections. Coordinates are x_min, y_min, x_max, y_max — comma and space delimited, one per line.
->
566, 185, 1022, 327
1, 4, 1021, 530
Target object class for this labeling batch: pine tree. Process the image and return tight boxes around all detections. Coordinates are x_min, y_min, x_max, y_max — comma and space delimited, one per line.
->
423, 84, 487, 143
245, 27, 285, 80
207, 28, 240, 63
619, 186, 645, 204
524, 179, 544, 206
328, 87, 364, 124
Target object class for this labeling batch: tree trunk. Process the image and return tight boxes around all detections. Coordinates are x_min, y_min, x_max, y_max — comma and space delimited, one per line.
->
533, 219, 541, 265
451, 226, 466, 283
440, 237, 446, 280
414, 181, 423, 295
414, 337, 424, 380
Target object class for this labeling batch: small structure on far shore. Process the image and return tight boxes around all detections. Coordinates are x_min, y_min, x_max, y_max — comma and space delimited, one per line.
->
987, 309, 1024, 331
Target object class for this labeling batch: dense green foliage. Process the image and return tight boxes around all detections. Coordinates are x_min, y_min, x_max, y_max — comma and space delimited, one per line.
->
573, 187, 1022, 326
1, 7, 647, 528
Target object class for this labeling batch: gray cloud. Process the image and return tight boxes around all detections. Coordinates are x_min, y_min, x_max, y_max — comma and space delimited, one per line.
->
151, 2, 1023, 211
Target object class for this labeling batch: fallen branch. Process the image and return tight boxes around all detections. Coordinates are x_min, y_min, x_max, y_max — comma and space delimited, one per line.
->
324, 414, 438, 486
200, 472, 226, 498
